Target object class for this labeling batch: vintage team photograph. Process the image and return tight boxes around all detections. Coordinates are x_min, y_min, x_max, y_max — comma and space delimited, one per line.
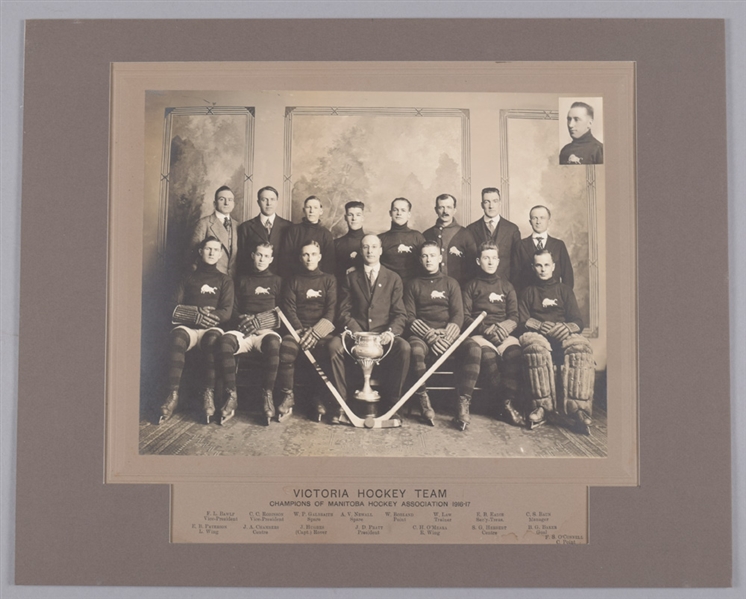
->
136, 87, 608, 459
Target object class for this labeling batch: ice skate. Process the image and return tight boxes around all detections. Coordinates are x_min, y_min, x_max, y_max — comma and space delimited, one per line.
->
454, 395, 471, 431
416, 390, 435, 426
528, 406, 546, 430
220, 388, 238, 425
276, 389, 294, 422
312, 395, 327, 422
158, 389, 179, 424
202, 388, 215, 424
261, 389, 275, 426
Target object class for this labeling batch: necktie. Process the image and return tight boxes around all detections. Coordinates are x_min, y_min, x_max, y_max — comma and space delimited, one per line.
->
487, 220, 495, 235
368, 269, 376, 291
265, 219, 272, 237
536, 238, 544, 250
224, 217, 231, 232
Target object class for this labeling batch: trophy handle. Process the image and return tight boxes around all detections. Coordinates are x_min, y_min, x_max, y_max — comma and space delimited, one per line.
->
341, 328, 355, 358
377, 334, 394, 363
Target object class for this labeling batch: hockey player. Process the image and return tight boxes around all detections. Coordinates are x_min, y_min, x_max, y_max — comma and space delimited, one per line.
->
159, 236, 234, 424
518, 249, 594, 433
216, 242, 282, 425
423, 193, 478, 286
459, 242, 524, 428
276, 240, 337, 421
403, 241, 464, 426
334, 201, 366, 282
279, 195, 336, 277
379, 197, 426, 282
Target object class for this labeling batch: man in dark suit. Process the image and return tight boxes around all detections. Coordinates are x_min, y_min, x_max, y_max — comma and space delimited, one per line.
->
511, 205, 574, 295
465, 187, 520, 282
327, 234, 411, 423
189, 185, 240, 277
236, 186, 291, 276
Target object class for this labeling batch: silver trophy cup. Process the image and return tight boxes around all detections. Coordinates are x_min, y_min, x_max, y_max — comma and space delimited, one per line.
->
341, 330, 393, 406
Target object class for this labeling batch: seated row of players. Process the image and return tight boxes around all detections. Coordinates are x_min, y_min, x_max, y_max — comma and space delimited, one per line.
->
160, 215, 594, 433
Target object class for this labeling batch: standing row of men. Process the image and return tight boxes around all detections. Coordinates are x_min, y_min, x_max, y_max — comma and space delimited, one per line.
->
159, 185, 594, 434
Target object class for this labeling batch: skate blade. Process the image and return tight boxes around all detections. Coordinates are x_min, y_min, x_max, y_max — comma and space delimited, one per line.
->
277, 407, 293, 423
453, 420, 469, 431
529, 419, 546, 430
219, 411, 235, 425
158, 415, 169, 425
205, 413, 213, 425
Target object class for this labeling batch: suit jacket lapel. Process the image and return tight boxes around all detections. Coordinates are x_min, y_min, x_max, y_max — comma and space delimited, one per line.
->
356, 269, 372, 301
209, 214, 231, 250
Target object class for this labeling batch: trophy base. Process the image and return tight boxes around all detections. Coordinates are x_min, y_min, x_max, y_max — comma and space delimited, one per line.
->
352, 393, 380, 419
353, 390, 381, 403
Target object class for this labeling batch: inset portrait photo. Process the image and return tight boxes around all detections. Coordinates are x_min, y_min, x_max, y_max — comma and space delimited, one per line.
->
558, 97, 604, 165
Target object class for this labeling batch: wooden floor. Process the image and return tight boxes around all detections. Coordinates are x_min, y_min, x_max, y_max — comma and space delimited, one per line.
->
139, 391, 607, 458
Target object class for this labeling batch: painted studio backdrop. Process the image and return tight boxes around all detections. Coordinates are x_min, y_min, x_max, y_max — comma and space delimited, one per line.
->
140, 89, 607, 457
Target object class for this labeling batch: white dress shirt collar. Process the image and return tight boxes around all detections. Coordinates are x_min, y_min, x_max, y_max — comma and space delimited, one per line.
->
363, 263, 380, 278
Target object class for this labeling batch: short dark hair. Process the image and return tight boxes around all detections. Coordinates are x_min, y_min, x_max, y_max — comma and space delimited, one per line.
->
529, 205, 552, 219
570, 101, 594, 119
257, 186, 279, 200
199, 235, 222, 251
420, 240, 441, 254
214, 185, 233, 201
345, 201, 365, 212
253, 242, 274, 255
304, 195, 322, 207
390, 197, 412, 211
300, 239, 321, 252
435, 193, 457, 208
478, 241, 499, 256
533, 248, 554, 262
481, 187, 501, 199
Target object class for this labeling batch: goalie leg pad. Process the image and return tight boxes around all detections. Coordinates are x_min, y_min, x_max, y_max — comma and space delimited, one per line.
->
519, 332, 556, 411
561, 334, 595, 415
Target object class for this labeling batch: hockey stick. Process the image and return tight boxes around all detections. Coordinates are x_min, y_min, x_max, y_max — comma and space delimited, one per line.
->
276, 308, 381, 428
378, 311, 487, 422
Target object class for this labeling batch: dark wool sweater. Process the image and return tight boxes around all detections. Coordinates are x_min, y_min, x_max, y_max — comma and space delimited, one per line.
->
559, 130, 604, 165
518, 276, 583, 330
423, 219, 478, 286
280, 218, 336, 277
172, 263, 234, 324
233, 267, 282, 324
379, 223, 426, 281
462, 272, 518, 333
334, 228, 365, 280
404, 270, 464, 330
280, 268, 337, 330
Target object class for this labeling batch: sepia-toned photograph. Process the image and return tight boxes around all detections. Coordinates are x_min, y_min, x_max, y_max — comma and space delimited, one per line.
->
135, 87, 609, 459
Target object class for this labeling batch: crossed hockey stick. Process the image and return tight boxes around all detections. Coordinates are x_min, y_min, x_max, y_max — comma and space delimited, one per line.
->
276, 308, 486, 429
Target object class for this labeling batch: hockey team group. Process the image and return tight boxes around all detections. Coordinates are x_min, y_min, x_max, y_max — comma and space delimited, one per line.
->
158, 184, 596, 436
